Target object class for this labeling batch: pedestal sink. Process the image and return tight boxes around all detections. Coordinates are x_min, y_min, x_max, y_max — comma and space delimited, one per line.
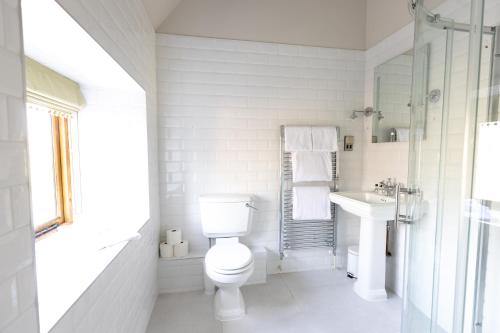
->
329, 192, 395, 301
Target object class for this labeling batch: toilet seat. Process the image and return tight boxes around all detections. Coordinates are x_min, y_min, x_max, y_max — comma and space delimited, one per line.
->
207, 260, 254, 276
205, 243, 253, 275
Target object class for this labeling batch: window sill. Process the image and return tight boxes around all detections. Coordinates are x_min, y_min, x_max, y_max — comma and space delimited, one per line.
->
35, 221, 145, 333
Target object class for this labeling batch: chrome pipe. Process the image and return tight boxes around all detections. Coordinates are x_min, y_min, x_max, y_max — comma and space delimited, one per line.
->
394, 184, 401, 231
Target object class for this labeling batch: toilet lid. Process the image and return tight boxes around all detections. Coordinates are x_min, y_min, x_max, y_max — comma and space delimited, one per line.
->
205, 243, 253, 272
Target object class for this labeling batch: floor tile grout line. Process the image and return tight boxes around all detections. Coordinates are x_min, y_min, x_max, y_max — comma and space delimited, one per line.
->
278, 273, 299, 302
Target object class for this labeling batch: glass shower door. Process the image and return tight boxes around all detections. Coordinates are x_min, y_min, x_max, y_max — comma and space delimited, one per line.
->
401, 0, 493, 332
401, 3, 455, 330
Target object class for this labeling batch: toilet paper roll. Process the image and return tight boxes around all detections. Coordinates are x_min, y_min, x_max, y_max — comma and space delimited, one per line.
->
166, 229, 182, 245
159, 242, 174, 258
173, 240, 189, 257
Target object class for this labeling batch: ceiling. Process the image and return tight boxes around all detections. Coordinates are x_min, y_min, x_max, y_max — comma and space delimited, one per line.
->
142, 0, 182, 29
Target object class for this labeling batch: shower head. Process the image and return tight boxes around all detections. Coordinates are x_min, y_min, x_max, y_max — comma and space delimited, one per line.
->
350, 112, 358, 119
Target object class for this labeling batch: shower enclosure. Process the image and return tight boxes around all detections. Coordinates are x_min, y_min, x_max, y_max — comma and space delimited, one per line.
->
401, 0, 500, 332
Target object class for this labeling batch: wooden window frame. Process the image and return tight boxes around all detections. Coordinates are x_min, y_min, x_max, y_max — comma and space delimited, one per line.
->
35, 114, 73, 237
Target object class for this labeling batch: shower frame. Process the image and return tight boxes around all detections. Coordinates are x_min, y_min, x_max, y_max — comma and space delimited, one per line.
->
401, 0, 500, 332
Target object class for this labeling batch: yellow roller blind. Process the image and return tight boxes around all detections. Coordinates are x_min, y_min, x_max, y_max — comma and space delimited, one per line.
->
25, 57, 85, 115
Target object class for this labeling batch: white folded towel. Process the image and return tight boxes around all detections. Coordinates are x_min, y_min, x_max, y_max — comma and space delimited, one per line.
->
284, 126, 312, 151
293, 186, 331, 220
396, 128, 409, 142
291, 151, 332, 182
312, 126, 338, 152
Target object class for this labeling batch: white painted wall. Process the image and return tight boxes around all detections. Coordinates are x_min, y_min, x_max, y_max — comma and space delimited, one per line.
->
156, 0, 449, 50
0, 0, 40, 332
156, 34, 365, 281
142, 0, 181, 29
365, 0, 446, 48
157, 0, 367, 50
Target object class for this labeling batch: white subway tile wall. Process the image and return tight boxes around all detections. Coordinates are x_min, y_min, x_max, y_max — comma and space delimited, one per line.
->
156, 34, 365, 278
158, 256, 205, 294
0, 0, 160, 331
43, 0, 160, 332
48, 223, 158, 333
0, 0, 39, 332
0, 0, 38, 333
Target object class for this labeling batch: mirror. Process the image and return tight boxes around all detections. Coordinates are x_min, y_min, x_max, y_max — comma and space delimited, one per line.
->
372, 50, 413, 143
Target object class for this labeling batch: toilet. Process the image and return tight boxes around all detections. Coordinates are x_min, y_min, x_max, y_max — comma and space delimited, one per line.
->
199, 194, 255, 321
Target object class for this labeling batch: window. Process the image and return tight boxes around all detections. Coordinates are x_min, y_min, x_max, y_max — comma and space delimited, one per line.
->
24, 57, 85, 238
26, 103, 73, 237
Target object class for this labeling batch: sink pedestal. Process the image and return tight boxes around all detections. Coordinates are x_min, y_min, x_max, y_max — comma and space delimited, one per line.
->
329, 191, 395, 302
353, 217, 388, 301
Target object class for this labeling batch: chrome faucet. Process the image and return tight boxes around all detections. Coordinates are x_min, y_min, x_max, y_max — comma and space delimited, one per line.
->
374, 178, 397, 196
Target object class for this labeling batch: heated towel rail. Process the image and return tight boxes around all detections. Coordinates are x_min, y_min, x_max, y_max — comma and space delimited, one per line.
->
279, 125, 339, 259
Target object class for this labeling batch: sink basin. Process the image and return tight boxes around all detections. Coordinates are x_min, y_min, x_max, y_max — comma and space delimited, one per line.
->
329, 192, 395, 220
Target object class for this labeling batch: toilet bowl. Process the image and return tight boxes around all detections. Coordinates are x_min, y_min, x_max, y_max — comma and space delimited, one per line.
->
205, 240, 254, 321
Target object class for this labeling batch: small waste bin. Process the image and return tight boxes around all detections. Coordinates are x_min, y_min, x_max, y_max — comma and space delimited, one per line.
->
347, 245, 359, 279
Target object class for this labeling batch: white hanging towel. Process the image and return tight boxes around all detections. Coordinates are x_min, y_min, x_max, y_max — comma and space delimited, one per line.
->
293, 186, 331, 220
395, 128, 410, 142
284, 126, 312, 151
312, 126, 338, 152
291, 151, 332, 182
473, 122, 500, 202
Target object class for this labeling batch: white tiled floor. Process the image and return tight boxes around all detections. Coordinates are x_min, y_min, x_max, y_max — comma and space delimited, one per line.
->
147, 269, 402, 333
